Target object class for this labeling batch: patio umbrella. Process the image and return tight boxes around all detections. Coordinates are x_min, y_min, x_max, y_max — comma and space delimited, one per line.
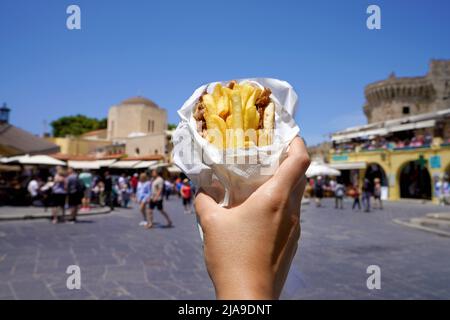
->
2, 154, 66, 166
18, 155, 66, 166
306, 161, 341, 178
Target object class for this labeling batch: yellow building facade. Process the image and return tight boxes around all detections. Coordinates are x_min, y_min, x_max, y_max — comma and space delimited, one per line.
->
329, 143, 450, 202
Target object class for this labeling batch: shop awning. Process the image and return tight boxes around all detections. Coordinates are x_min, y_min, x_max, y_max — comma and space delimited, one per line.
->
95, 159, 117, 167
109, 160, 141, 169
133, 161, 158, 169
1, 155, 66, 166
329, 162, 367, 170
388, 119, 436, 133
68, 161, 101, 170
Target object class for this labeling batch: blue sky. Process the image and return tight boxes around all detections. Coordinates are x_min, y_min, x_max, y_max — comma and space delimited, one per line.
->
1, 0, 449, 145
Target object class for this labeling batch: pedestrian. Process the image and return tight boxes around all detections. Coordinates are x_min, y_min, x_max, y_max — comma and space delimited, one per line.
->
164, 179, 173, 200
362, 178, 371, 212
78, 169, 92, 212
373, 178, 383, 209
136, 172, 151, 226
51, 168, 67, 224
67, 167, 84, 222
180, 178, 192, 214
103, 171, 114, 210
334, 180, 345, 209
40, 176, 54, 212
350, 184, 361, 210
146, 169, 173, 229
119, 178, 131, 208
175, 178, 183, 197
130, 173, 139, 200
27, 176, 40, 206
314, 176, 324, 207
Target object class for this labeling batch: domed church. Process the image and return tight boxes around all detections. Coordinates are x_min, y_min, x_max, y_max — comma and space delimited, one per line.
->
107, 96, 167, 156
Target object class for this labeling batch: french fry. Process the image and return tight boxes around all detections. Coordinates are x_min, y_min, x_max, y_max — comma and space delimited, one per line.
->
240, 84, 255, 110
244, 105, 258, 131
205, 113, 226, 148
217, 95, 229, 118
231, 91, 243, 130
230, 91, 244, 148
202, 94, 217, 115
226, 114, 233, 129
212, 83, 222, 102
245, 87, 262, 111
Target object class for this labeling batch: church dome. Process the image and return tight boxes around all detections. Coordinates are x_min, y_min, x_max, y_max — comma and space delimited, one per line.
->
120, 96, 159, 108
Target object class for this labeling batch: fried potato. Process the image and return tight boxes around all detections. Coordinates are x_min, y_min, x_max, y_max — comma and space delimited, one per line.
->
231, 91, 243, 130
202, 94, 217, 115
226, 114, 233, 129
212, 83, 222, 101
240, 84, 255, 110
217, 95, 229, 118
205, 113, 226, 148
244, 105, 259, 131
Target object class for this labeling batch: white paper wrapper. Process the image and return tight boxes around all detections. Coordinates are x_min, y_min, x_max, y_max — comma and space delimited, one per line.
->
172, 78, 300, 209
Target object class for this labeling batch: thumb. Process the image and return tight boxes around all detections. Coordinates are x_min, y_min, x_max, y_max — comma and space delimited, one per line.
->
194, 189, 220, 221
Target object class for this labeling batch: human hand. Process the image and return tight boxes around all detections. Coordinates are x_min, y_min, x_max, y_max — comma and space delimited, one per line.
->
195, 137, 310, 300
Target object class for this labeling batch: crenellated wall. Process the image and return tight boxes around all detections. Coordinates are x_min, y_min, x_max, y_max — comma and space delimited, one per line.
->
363, 60, 450, 123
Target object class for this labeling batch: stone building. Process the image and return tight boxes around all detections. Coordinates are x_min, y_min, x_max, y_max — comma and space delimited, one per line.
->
364, 60, 450, 123
329, 60, 450, 203
106, 96, 167, 157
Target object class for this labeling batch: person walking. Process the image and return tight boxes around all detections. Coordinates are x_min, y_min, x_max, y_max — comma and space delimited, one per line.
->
180, 178, 193, 214
314, 176, 324, 207
334, 180, 345, 209
119, 177, 131, 208
27, 176, 40, 206
103, 171, 114, 210
164, 179, 173, 200
40, 176, 54, 212
130, 173, 139, 201
146, 169, 173, 229
51, 168, 67, 224
362, 178, 371, 212
136, 172, 151, 226
350, 184, 361, 210
373, 178, 383, 209
67, 167, 84, 223
78, 169, 92, 212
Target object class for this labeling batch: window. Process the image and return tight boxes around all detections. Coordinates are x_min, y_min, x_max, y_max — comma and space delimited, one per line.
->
148, 120, 151, 132
135, 147, 140, 155
402, 106, 410, 115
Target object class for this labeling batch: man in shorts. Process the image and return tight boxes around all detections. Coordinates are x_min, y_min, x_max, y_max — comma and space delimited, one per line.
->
146, 169, 173, 229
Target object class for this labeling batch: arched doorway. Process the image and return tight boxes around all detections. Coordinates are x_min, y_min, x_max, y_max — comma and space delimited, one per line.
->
364, 163, 388, 194
399, 160, 432, 200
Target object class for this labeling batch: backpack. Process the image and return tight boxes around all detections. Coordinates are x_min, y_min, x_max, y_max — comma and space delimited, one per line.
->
76, 179, 86, 195
335, 185, 345, 197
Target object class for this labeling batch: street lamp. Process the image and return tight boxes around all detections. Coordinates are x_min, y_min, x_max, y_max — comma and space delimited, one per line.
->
0, 103, 11, 124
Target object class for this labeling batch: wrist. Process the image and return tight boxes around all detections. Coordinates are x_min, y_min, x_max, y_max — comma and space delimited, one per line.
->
212, 270, 277, 300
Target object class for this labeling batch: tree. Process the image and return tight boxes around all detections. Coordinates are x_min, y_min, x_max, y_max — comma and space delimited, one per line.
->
51, 115, 107, 137
168, 123, 177, 130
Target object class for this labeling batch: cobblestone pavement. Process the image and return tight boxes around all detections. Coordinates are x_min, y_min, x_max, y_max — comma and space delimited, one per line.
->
0, 197, 449, 299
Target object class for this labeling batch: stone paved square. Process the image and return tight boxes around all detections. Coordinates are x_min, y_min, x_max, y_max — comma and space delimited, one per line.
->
0, 197, 449, 299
